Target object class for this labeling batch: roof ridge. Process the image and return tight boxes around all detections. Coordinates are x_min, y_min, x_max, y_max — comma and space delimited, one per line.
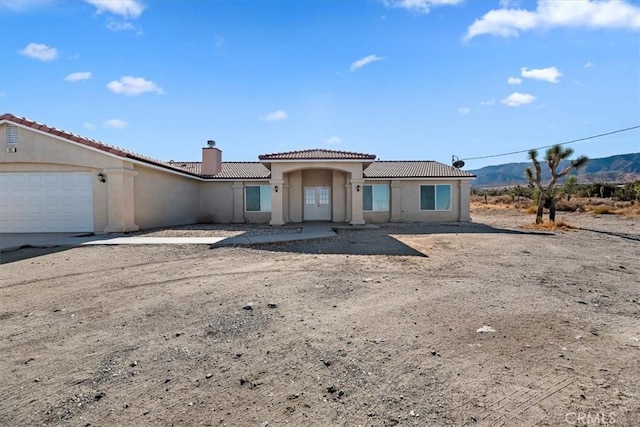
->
259, 148, 377, 160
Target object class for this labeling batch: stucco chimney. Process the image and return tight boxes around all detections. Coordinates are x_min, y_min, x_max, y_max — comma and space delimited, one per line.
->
202, 142, 222, 176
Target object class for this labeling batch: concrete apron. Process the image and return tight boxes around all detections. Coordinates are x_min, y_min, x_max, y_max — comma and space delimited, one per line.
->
0, 223, 351, 252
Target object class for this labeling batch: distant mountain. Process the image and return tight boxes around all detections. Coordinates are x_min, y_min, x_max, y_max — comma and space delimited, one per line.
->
468, 153, 640, 188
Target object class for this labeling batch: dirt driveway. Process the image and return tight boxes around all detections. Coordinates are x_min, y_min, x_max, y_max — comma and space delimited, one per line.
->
1, 212, 638, 426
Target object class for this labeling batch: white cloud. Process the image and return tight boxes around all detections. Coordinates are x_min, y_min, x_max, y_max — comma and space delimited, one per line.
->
501, 92, 536, 107
584, 61, 595, 68
458, 107, 470, 115
106, 19, 140, 33
263, 110, 287, 122
350, 55, 383, 71
480, 99, 496, 106
324, 136, 342, 145
382, 0, 464, 14
83, 122, 97, 130
65, 71, 92, 82
19, 43, 58, 61
104, 119, 128, 129
107, 76, 164, 95
507, 76, 522, 85
84, 0, 144, 19
521, 66, 562, 83
465, 0, 640, 40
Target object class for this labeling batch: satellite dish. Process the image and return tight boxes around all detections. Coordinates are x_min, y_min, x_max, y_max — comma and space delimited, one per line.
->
452, 155, 465, 169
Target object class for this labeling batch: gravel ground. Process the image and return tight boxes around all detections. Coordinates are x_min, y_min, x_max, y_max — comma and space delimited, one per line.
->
1, 209, 638, 426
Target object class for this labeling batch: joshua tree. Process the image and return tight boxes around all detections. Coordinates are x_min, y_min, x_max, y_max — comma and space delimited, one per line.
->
525, 145, 588, 224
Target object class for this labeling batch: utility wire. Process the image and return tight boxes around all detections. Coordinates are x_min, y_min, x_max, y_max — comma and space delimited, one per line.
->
461, 125, 640, 162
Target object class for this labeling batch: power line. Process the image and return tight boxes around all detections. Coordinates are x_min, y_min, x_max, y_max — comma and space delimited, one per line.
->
461, 125, 640, 162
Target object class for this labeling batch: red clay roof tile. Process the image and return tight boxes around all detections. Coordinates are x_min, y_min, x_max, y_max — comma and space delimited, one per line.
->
259, 149, 376, 160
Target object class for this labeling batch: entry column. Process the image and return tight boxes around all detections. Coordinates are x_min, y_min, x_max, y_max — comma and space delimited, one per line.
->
269, 179, 285, 225
350, 179, 365, 225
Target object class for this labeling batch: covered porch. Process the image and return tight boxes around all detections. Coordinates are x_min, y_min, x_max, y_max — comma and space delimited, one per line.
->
258, 150, 376, 226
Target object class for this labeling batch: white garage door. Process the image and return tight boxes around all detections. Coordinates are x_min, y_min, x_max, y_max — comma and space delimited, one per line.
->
0, 172, 94, 232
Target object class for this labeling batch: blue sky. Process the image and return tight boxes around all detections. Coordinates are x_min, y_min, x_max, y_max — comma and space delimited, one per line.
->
1, 0, 639, 169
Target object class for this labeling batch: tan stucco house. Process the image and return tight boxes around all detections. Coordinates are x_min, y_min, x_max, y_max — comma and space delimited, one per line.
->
0, 113, 475, 233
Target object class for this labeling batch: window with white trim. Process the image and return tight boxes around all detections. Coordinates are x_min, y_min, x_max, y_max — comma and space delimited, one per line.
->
420, 184, 451, 211
245, 185, 272, 212
363, 184, 389, 212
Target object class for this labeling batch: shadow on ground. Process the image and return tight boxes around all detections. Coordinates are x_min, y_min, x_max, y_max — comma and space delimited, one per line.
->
232, 222, 553, 257
0, 247, 74, 264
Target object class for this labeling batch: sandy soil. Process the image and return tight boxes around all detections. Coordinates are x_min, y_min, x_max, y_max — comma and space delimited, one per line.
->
1, 211, 638, 426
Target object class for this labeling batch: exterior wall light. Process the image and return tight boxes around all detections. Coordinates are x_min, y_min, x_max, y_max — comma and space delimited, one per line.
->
356, 184, 360, 192
98, 172, 106, 183
274, 185, 279, 193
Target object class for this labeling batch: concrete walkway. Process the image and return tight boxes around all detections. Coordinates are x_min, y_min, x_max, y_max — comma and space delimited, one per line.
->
212, 223, 337, 246
0, 223, 361, 252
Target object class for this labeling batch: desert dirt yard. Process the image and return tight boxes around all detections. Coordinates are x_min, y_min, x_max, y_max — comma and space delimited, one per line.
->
1, 211, 638, 427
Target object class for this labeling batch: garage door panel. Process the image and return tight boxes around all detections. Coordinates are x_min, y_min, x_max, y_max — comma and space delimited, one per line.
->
0, 172, 94, 232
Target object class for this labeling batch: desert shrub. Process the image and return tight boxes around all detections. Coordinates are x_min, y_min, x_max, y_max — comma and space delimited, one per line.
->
591, 205, 613, 215
495, 195, 514, 205
614, 181, 640, 202
580, 183, 617, 198
555, 199, 584, 212
532, 188, 541, 205
614, 201, 633, 209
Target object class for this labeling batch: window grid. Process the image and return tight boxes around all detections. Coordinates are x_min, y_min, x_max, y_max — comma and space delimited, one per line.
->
318, 188, 330, 205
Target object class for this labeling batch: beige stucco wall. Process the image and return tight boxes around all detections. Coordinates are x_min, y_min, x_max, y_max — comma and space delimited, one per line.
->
199, 180, 272, 224
133, 164, 200, 229
395, 180, 461, 222
199, 181, 234, 223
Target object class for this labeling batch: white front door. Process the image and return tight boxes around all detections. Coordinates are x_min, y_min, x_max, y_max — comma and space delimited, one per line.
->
0, 172, 94, 232
304, 187, 331, 221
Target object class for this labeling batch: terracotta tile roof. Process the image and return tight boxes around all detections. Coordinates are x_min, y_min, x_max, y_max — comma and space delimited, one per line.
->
169, 161, 271, 179
364, 161, 476, 178
0, 113, 201, 178
259, 149, 377, 160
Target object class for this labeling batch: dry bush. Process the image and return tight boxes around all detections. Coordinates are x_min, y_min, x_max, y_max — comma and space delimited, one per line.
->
555, 199, 585, 212
591, 206, 613, 215
521, 219, 575, 231
615, 204, 640, 217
